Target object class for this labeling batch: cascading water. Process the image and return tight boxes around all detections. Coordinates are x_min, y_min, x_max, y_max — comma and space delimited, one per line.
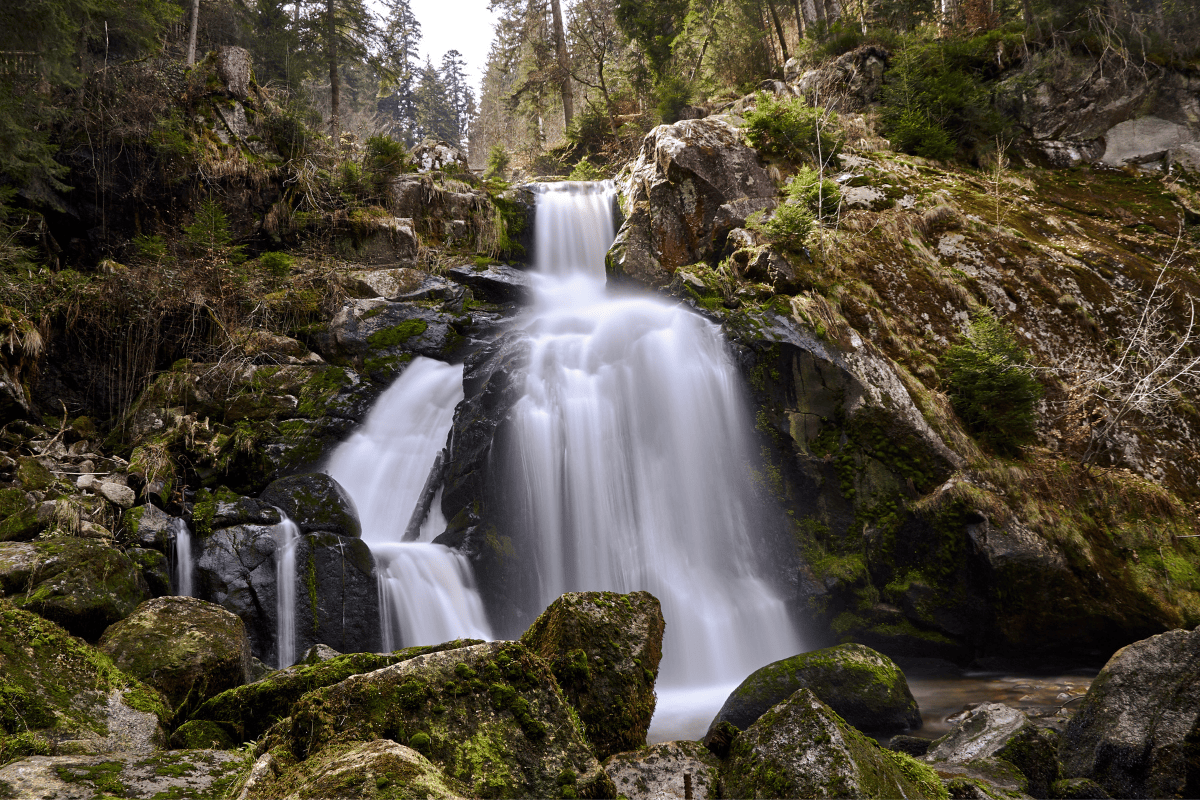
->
169, 517, 194, 597
325, 358, 492, 650
273, 514, 300, 668
512, 181, 802, 739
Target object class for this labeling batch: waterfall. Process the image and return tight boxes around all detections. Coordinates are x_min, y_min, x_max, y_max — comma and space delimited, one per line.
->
325, 358, 492, 650
273, 514, 300, 668
513, 181, 803, 737
169, 517, 194, 597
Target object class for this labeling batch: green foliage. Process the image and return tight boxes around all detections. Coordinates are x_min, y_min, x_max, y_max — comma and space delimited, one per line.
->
484, 145, 510, 183
761, 204, 815, 251
940, 312, 1043, 453
363, 134, 412, 193
742, 93, 841, 165
132, 234, 166, 261
785, 166, 841, 220
880, 35, 1011, 161
568, 157, 607, 181
183, 198, 245, 264
566, 107, 613, 152
655, 75, 694, 124
259, 251, 295, 277
614, 0, 690, 79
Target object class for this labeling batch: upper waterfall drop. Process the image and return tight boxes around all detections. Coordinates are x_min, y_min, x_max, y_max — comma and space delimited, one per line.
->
325, 357, 492, 650
515, 181, 802, 695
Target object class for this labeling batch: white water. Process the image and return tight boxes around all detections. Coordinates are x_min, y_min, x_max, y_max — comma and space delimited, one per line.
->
273, 514, 300, 668
515, 182, 802, 739
170, 517, 194, 597
325, 358, 492, 650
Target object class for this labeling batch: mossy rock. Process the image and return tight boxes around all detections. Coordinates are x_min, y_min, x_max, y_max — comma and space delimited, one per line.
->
520, 590, 665, 760
925, 703, 1059, 798
272, 640, 615, 799
125, 547, 171, 596
189, 640, 482, 743
708, 643, 921, 738
98, 596, 251, 718
15, 457, 54, 491
247, 739, 469, 799
0, 488, 41, 543
168, 719, 235, 750
1049, 777, 1111, 799
260, 473, 361, 538
0, 599, 168, 761
722, 687, 947, 799
0, 749, 245, 797
0, 539, 150, 642
603, 740, 721, 800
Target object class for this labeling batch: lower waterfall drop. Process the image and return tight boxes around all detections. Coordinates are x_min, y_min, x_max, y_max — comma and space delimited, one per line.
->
273, 514, 300, 668
169, 517, 194, 597
325, 357, 492, 650
513, 181, 803, 739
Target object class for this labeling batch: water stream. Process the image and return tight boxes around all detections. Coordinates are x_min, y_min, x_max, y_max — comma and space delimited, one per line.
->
513, 182, 802, 739
273, 514, 300, 668
325, 358, 492, 650
169, 517, 194, 597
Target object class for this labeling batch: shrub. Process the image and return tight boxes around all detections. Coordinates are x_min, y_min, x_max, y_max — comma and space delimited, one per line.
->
761, 203, 815, 251
484, 145, 510, 182
568, 157, 607, 181
364, 134, 412, 193
785, 166, 841, 220
940, 311, 1042, 453
655, 75, 694, 124
184, 198, 244, 264
743, 93, 841, 165
259, 251, 294, 277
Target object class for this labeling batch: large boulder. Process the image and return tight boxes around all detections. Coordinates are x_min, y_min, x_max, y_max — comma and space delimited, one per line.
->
273, 640, 615, 798
604, 741, 721, 800
0, 750, 244, 799
1060, 627, 1200, 798
0, 599, 168, 761
189, 640, 483, 743
924, 703, 1059, 798
722, 688, 945, 799
446, 262, 532, 304
290, 531, 381, 658
520, 591, 665, 759
98, 596, 252, 716
320, 299, 467, 380
248, 739, 469, 799
195, 523, 280, 664
0, 538, 149, 641
708, 643, 921, 738
608, 116, 777, 288
259, 473, 362, 538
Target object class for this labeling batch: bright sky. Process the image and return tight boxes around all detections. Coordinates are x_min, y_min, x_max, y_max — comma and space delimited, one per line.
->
407, 0, 497, 97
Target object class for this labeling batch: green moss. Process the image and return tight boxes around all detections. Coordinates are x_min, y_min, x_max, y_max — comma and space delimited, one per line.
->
55, 761, 127, 795
306, 546, 319, 634
367, 320, 428, 349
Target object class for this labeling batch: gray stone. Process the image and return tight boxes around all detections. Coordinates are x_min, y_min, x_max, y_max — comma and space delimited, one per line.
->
259, 473, 361, 538
925, 703, 1060, 798
342, 267, 456, 301
604, 741, 721, 800
842, 185, 888, 210
337, 216, 419, 266
794, 44, 889, 111
323, 298, 465, 376
196, 524, 280, 664
1169, 142, 1200, 174
411, 138, 469, 173
212, 496, 282, 530
97, 481, 136, 508
292, 531, 381, 657
1100, 115, 1196, 167
1060, 627, 1200, 799
446, 262, 532, 303
251, 740, 466, 799
216, 45, 252, 98
0, 364, 31, 424
0, 752, 244, 800
301, 643, 341, 664
126, 504, 174, 550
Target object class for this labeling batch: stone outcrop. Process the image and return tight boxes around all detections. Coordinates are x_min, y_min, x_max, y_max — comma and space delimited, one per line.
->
195, 523, 281, 664
924, 703, 1060, 798
608, 116, 777, 288
1060, 627, 1200, 799
721, 688, 944, 798
604, 741, 721, 800
520, 590, 665, 759
707, 643, 921, 738
259, 473, 361, 539
98, 596, 252, 716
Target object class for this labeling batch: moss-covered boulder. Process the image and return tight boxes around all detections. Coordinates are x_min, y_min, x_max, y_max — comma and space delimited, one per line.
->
189, 640, 483, 743
604, 741, 721, 800
98, 596, 252, 716
169, 718, 236, 750
260, 473, 362, 538
520, 591, 664, 760
1060, 627, 1200, 799
707, 643, 921, 739
0, 487, 41, 542
0, 749, 245, 798
722, 687, 947, 799
291, 531, 381, 658
0, 539, 149, 641
924, 703, 1059, 798
273, 640, 615, 799
0, 599, 168, 762
246, 739, 469, 799
125, 547, 171, 596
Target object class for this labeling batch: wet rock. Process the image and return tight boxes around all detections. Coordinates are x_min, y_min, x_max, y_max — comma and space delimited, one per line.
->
124, 504, 175, 550
708, 643, 920, 738
1049, 777, 1111, 799
446, 262, 532, 303
259, 473, 361, 538
0, 365, 31, 425
301, 643, 341, 664
195, 524, 280, 664
1060, 627, 1200, 799
291, 531, 381, 657
0, 601, 168, 760
933, 759, 1032, 799
322, 299, 465, 378
212, 496, 282, 530
521, 590, 665, 759
925, 703, 1059, 798
609, 116, 776, 288
722, 688, 945, 798
0, 539, 149, 641
189, 641, 481, 743
604, 740, 721, 800
273, 641, 615, 798
247, 739, 468, 799
99, 596, 252, 715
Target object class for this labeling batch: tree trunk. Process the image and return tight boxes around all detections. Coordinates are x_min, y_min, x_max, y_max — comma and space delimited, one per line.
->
792, 0, 807, 39
327, 0, 340, 141
549, 0, 574, 131
186, 0, 200, 65
765, 0, 790, 63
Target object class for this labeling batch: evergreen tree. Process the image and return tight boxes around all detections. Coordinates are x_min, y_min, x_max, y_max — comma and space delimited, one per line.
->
300, 0, 377, 138
378, 0, 422, 144
440, 50, 476, 145
414, 57, 457, 143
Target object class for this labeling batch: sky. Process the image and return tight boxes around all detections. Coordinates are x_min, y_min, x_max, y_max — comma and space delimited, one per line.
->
406, 0, 498, 97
